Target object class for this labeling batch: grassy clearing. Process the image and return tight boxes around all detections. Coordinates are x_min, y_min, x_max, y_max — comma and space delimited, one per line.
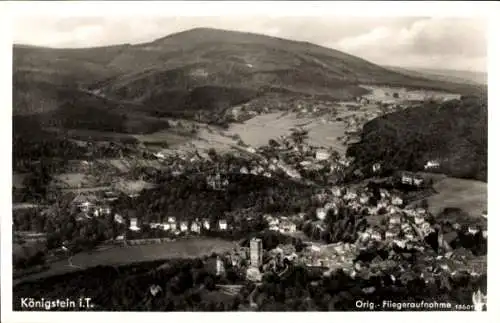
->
133, 130, 191, 146
227, 112, 300, 147
304, 120, 346, 154
427, 177, 487, 218
112, 179, 157, 194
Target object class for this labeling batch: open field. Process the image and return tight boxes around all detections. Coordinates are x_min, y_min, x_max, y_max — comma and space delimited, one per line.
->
225, 112, 349, 153
228, 112, 299, 147
14, 238, 238, 286
304, 120, 347, 154
133, 129, 192, 146
112, 179, 157, 194
427, 177, 487, 217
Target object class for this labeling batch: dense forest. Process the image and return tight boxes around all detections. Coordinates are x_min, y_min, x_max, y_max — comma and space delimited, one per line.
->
117, 173, 320, 225
347, 96, 487, 181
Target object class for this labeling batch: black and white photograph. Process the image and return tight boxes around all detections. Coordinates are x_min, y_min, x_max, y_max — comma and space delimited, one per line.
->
1, 0, 497, 319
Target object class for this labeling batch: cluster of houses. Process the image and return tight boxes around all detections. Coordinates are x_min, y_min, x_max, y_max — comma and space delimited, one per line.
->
71, 193, 115, 220
125, 216, 230, 236
206, 173, 230, 190
399, 172, 426, 187
249, 132, 353, 182
264, 214, 297, 234
300, 242, 359, 276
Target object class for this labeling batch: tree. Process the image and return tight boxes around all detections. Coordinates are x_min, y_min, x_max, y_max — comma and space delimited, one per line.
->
208, 148, 218, 161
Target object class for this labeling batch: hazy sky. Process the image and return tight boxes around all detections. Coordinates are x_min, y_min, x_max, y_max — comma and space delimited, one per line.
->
13, 16, 487, 72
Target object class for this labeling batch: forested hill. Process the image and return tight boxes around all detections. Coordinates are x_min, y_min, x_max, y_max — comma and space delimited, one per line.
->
346, 95, 487, 182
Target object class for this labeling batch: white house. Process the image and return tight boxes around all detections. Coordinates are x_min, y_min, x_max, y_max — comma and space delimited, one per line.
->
114, 214, 124, 224
161, 223, 170, 231
401, 223, 413, 235
424, 160, 440, 170
370, 231, 382, 242
169, 222, 177, 231
315, 150, 331, 161
240, 166, 249, 174
393, 239, 407, 249
389, 215, 402, 226
413, 178, 424, 186
202, 218, 211, 230
190, 221, 201, 234
359, 194, 370, 205
149, 285, 162, 297
385, 229, 399, 240
316, 208, 327, 221
285, 168, 301, 179
404, 232, 416, 241
267, 217, 279, 227
129, 217, 140, 231
167, 216, 176, 223
391, 196, 403, 206
419, 222, 434, 237
279, 221, 296, 233
387, 206, 399, 215
372, 163, 381, 173
300, 160, 313, 167
270, 225, 280, 231
377, 201, 388, 209
414, 215, 425, 226
358, 231, 371, 243
331, 187, 343, 197
219, 219, 228, 231
401, 174, 413, 185
153, 152, 166, 160
468, 227, 479, 235
416, 208, 427, 215
149, 223, 161, 229
380, 189, 390, 199
344, 191, 357, 201
309, 244, 321, 252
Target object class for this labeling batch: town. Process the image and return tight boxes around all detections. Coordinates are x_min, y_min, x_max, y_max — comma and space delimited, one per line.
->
11, 18, 488, 313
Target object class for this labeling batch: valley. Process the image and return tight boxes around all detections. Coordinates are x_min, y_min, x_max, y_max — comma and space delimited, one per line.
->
11, 27, 487, 312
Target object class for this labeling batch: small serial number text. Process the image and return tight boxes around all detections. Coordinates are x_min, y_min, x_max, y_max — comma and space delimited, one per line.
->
355, 300, 475, 311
